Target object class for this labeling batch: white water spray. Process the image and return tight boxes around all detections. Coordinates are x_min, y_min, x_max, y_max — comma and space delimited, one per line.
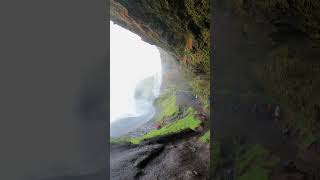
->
110, 22, 162, 136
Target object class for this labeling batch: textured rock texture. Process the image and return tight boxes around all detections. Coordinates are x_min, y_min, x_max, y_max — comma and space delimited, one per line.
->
111, 0, 210, 74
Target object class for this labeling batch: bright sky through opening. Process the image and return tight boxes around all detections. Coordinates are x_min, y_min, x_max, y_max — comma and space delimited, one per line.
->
110, 21, 162, 124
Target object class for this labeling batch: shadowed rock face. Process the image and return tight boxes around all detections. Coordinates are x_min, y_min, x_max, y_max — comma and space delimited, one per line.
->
111, 0, 210, 76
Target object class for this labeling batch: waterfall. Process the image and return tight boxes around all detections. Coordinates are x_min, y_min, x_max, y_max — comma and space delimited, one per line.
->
110, 21, 162, 137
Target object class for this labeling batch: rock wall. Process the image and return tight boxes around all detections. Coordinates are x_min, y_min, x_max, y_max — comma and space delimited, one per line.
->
111, 0, 210, 75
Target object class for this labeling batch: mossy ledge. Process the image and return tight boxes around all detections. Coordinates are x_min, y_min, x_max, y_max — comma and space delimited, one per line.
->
110, 106, 201, 145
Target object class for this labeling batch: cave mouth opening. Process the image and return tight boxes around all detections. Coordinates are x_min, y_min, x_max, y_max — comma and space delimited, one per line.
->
110, 21, 162, 137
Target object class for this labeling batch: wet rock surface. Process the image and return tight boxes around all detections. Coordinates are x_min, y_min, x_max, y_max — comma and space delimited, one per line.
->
110, 130, 209, 180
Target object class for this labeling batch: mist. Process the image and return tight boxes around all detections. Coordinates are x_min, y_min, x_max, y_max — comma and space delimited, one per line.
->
110, 22, 162, 137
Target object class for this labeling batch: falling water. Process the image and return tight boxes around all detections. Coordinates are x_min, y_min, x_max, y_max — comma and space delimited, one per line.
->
110, 22, 162, 137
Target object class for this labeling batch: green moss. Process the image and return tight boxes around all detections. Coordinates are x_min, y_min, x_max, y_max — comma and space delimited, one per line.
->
236, 144, 280, 179
188, 51, 210, 74
237, 144, 268, 173
130, 108, 201, 144
237, 166, 269, 180
154, 93, 179, 123
185, 0, 210, 28
199, 131, 210, 143
110, 137, 130, 144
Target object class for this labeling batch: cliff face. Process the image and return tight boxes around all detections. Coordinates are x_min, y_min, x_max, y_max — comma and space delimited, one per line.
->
111, 0, 210, 75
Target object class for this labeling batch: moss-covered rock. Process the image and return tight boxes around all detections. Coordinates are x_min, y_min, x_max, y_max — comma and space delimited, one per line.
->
188, 74, 210, 108
199, 130, 210, 143
131, 107, 201, 144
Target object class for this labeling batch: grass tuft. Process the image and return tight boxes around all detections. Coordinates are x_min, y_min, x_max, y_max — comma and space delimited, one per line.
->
199, 131, 210, 143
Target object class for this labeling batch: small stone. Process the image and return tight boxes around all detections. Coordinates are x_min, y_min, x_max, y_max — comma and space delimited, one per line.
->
185, 170, 194, 178
192, 170, 199, 176
191, 147, 197, 153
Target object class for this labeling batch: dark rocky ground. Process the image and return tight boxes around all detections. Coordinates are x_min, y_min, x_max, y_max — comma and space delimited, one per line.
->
110, 129, 209, 180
